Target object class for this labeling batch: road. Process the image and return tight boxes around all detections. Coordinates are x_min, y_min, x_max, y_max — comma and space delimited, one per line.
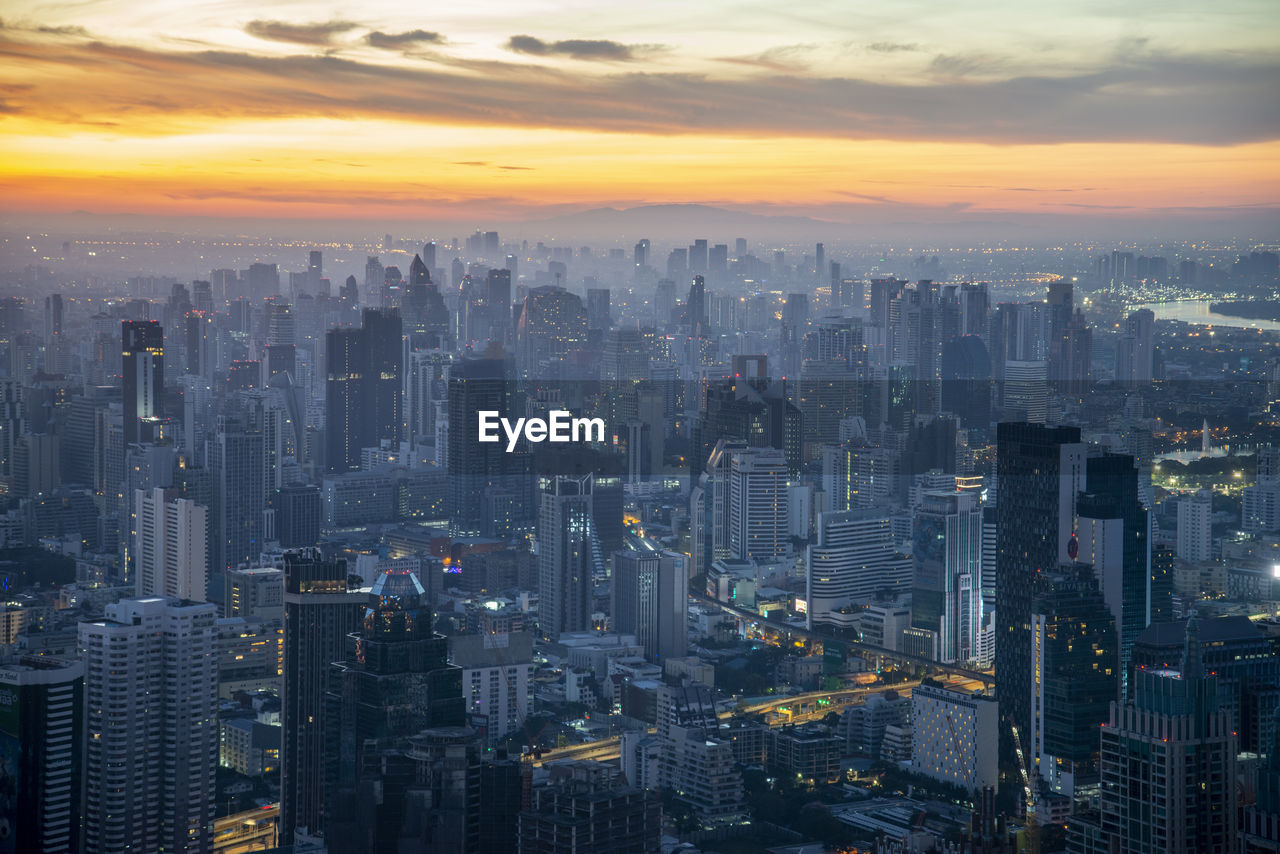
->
532, 680, 925, 766
690, 591, 995, 685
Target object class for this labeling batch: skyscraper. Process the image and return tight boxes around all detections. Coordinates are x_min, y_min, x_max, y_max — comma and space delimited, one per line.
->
211, 415, 265, 574
911, 490, 984, 665
265, 301, 296, 379
515, 286, 587, 378
122, 319, 164, 447
325, 308, 404, 473
995, 422, 1085, 810
1030, 564, 1118, 798
685, 274, 707, 333
280, 550, 366, 844
692, 366, 803, 478
1097, 619, 1238, 853
728, 447, 789, 561
448, 353, 526, 538
80, 597, 218, 854
1176, 488, 1213, 563
1075, 453, 1150, 698
537, 475, 600, 639
0, 655, 84, 854
134, 486, 208, 600
325, 568, 465, 847
611, 546, 688, 663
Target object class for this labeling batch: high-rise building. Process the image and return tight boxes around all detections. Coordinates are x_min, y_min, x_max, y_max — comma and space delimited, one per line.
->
447, 353, 526, 537
1114, 308, 1155, 384
80, 597, 218, 854
225, 566, 285, 620
1075, 453, 1150, 698
1129, 615, 1279, 757
1030, 564, 1118, 798
325, 308, 404, 473
586, 287, 611, 331
266, 302, 296, 379
911, 490, 984, 664
1002, 359, 1048, 423
122, 320, 164, 447
280, 550, 366, 844
518, 762, 659, 854
134, 486, 208, 600
1097, 619, 1238, 853
692, 367, 802, 478
271, 483, 321, 549
1176, 488, 1212, 563
515, 286, 587, 378
326, 568, 465, 843
450, 630, 534, 742
0, 380, 24, 487
995, 422, 1085, 809
210, 416, 265, 574
656, 683, 745, 826
807, 509, 911, 628
0, 655, 84, 854
911, 681, 999, 795
728, 447, 789, 561
685, 274, 707, 332
537, 475, 600, 639
611, 546, 688, 663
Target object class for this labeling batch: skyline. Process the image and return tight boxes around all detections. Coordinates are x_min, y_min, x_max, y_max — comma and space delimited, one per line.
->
1, 0, 1278, 234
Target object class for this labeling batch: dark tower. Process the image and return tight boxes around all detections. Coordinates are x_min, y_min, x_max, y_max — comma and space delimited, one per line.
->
279, 550, 365, 844
325, 308, 404, 473
122, 320, 164, 447
994, 422, 1084, 813
325, 568, 465, 846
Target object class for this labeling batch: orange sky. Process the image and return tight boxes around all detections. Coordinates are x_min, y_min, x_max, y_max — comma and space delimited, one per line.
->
1, 2, 1277, 225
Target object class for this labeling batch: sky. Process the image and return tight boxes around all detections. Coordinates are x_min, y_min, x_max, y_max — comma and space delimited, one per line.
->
0, 0, 1277, 232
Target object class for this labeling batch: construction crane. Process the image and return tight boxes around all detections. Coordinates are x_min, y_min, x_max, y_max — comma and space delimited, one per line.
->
1009, 722, 1040, 854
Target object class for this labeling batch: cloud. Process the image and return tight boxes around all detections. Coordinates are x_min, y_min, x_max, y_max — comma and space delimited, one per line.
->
505, 35, 636, 61
244, 19, 359, 46
718, 43, 819, 72
453, 160, 533, 171
366, 29, 442, 50
838, 191, 899, 204
929, 52, 1007, 77
0, 31, 1276, 146
867, 42, 920, 53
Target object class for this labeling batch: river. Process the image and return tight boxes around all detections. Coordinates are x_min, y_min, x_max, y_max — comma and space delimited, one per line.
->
1137, 299, 1280, 332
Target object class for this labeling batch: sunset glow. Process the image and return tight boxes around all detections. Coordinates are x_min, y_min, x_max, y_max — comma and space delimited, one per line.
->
1, 0, 1277, 226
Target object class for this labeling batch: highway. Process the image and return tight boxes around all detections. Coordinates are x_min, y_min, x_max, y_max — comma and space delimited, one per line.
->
689, 591, 996, 685
532, 681, 925, 766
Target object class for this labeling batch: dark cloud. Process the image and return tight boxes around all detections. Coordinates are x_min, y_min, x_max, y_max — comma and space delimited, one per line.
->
366, 29, 442, 50
506, 35, 635, 61
244, 19, 359, 46
0, 32, 1275, 146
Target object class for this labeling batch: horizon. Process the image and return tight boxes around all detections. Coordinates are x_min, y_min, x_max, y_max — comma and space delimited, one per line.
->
2, 0, 1278, 236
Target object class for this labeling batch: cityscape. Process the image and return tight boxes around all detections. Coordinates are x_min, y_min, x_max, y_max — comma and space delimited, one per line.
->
0, 2, 1278, 854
